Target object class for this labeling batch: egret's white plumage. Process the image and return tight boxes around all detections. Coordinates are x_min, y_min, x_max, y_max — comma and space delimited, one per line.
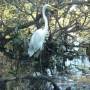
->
28, 4, 50, 57
28, 28, 49, 57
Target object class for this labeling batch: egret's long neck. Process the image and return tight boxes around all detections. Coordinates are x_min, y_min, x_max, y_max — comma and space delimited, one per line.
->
42, 7, 48, 30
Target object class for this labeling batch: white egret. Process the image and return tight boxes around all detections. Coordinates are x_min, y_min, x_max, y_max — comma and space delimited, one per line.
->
28, 4, 58, 57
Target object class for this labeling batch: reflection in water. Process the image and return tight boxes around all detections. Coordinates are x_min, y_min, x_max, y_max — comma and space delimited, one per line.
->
66, 56, 90, 76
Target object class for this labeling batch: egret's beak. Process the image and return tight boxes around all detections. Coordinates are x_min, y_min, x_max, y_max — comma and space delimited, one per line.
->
48, 5, 59, 11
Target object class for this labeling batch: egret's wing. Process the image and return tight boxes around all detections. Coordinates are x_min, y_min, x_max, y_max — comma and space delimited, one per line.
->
28, 28, 49, 57
28, 29, 44, 57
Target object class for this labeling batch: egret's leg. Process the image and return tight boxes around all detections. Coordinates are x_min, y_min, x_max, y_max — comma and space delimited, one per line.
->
39, 51, 43, 74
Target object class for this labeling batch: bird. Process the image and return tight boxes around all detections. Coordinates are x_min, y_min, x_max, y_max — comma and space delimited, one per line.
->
28, 4, 58, 57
